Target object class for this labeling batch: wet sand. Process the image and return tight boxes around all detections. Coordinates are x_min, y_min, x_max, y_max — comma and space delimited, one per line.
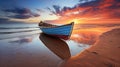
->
61, 28, 120, 67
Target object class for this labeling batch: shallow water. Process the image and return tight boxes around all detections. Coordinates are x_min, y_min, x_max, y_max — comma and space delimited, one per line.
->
0, 23, 120, 67
0, 24, 89, 67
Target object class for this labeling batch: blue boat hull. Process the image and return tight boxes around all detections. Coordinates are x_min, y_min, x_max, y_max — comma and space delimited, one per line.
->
40, 22, 74, 40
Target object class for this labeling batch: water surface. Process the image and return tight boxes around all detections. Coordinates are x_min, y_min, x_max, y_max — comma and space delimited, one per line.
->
0, 23, 120, 67
0, 23, 89, 67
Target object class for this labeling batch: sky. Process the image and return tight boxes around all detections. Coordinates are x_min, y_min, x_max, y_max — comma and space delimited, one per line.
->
0, 0, 120, 24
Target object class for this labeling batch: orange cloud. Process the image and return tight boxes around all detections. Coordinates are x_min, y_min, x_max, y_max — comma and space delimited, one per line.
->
46, 0, 120, 24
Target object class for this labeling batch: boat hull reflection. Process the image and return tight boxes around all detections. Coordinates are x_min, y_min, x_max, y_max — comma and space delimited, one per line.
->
39, 33, 71, 60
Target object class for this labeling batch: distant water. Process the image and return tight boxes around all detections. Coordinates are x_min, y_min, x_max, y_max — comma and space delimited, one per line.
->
0, 23, 40, 40
0, 23, 89, 67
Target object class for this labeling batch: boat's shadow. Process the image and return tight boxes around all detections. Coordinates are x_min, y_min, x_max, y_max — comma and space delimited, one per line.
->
39, 33, 71, 60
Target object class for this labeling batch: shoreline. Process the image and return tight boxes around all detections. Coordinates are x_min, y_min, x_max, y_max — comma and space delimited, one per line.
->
61, 28, 120, 67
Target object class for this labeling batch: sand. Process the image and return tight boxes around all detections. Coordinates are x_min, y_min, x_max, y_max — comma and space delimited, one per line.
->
60, 28, 120, 67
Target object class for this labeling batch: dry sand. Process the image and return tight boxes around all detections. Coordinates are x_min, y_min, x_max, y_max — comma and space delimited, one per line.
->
60, 28, 120, 67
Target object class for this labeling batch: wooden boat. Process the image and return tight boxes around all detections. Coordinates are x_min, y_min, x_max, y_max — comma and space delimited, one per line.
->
39, 21, 74, 40
39, 33, 71, 60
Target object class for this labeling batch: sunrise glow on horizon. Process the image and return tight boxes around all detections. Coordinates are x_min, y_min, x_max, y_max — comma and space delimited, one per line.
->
0, 0, 120, 24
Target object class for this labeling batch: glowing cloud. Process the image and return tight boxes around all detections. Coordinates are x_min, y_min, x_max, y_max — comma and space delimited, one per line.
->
46, 0, 120, 24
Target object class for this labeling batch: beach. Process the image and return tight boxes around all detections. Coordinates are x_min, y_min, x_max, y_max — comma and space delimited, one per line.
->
0, 0, 120, 67
60, 28, 120, 67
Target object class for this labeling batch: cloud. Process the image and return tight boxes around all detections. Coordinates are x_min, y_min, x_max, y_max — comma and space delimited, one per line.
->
46, 5, 61, 16
0, 17, 25, 24
47, 0, 120, 24
53, 5, 61, 14
78, 0, 102, 7
46, 7, 57, 15
3, 7, 40, 19
8, 15, 32, 19
36, 9, 45, 12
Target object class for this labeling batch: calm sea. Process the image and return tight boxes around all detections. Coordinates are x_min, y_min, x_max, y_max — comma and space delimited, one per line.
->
0, 23, 89, 67
1, 23, 119, 67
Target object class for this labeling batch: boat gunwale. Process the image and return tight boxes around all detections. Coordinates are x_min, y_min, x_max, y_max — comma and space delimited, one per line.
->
39, 22, 74, 29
